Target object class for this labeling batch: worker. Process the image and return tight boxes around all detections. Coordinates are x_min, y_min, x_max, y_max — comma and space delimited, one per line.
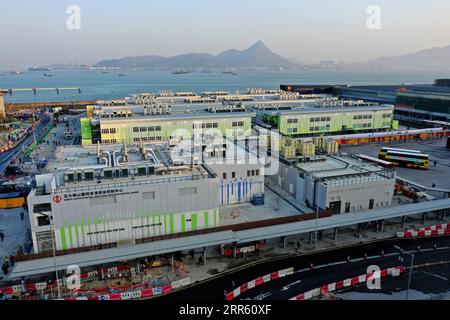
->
434, 161, 437, 167
2, 262, 8, 275
0, 232, 4, 242
9, 255, 14, 266
20, 211, 24, 221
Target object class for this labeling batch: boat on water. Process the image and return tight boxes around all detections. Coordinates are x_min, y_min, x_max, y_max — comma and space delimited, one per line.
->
29, 66, 50, 72
223, 70, 237, 75
101, 70, 109, 74
10, 70, 24, 75
43, 73, 53, 77
202, 68, 211, 73
172, 70, 191, 75
118, 73, 127, 76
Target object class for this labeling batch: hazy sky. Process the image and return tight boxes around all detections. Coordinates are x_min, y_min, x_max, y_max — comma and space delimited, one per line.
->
2, 0, 450, 69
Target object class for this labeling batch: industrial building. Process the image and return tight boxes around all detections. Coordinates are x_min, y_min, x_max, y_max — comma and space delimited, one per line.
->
268, 155, 396, 214
81, 108, 254, 145
255, 103, 397, 137
27, 138, 265, 253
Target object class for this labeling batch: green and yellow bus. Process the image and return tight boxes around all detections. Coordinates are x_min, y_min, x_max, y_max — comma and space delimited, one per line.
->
378, 147, 429, 169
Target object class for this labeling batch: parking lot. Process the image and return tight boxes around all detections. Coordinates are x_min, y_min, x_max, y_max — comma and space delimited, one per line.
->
340, 138, 450, 190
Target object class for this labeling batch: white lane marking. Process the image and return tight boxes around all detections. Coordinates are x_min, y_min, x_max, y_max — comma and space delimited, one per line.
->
280, 279, 302, 291
420, 270, 448, 281
253, 292, 271, 300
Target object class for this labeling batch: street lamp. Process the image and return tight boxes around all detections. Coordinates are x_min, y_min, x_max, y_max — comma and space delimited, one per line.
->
45, 213, 61, 299
314, 178, 321, 249
393, 245, 414, 300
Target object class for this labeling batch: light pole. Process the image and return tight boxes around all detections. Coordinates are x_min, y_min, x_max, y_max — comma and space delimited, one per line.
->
393, 245, 414, 300
314, 178, 320, 249
48, 213, 61, 299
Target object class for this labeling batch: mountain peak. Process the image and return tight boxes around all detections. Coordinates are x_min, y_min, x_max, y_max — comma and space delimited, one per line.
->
248, 40, 270, 51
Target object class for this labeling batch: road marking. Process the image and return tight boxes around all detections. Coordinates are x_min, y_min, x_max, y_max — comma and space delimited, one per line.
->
280, 279, 302, 291
420, 270, 448, 281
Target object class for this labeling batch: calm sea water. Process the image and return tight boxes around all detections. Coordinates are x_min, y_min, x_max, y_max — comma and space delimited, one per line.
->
0, 69, 447, 103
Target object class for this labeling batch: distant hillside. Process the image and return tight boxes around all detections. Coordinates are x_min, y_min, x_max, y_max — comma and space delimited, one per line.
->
96, 41, 297, 69
369, 45, 450, 70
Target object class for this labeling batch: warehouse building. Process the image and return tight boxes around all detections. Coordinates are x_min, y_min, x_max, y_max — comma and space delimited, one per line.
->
81, 104, 254, 145
268, 155, 396, 214
27, 138, 265, 253
255, 104, 397, 137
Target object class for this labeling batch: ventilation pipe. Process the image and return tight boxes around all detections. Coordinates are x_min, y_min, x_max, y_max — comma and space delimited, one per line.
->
101, 156, 109, 167
147, 148, 160, 164
116, 156, 123, 166
103, 151, 112, 167
97, 141, 102, 164
113, 150, 121, 167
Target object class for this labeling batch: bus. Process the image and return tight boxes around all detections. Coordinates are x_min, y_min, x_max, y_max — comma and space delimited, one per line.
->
380, 150, 429, 169
357, 154, 396, 168
378, 147, 422, 158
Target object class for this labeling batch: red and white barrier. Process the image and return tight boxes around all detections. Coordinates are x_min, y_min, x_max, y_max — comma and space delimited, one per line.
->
225, 267, 294, 300
397, 223, 450, 238
290, 266, 405, 300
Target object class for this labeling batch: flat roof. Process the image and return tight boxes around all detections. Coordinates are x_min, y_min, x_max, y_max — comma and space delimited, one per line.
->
99, 111, 256, 123
295, 156, 386, 179
10, 198, 450, 279
263, 105, 393, 116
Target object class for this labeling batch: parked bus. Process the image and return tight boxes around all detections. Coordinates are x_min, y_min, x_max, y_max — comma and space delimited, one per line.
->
357, 154, 396, 168
378, 147, 422, 158
380, 150, 429, 169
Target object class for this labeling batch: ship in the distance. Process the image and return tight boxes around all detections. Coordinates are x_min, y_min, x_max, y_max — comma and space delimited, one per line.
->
223, 69, 237, 75
28, 66, 51, 72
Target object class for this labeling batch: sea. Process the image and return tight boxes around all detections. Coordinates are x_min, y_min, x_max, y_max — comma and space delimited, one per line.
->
0, 69, 448, 103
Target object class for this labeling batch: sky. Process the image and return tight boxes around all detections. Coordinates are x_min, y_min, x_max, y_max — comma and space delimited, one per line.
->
1, 0, 450, 69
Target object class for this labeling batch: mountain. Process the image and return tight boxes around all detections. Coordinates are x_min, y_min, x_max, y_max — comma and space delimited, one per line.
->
96, 41, 296, 69
369, 45, 450, 70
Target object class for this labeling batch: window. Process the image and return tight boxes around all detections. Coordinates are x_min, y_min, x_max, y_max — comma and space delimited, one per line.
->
287, 118, 298, 124
155, 126, 161, 131
223, 172, 227, 179
37, 215, 50, 226
33, 203, 52, 213
251, 170, 255, 176
247, 170, 251, 177
110, 128, 116, 134
255, 169, 259, 176
148, 126, 155, 131
179, 187, 197, 195
134, 137, 140, 142
140, 127, 147, 132
232, 172, 235, 178
133, 127, 139, 132
101, 129, 110, 134
142, 191, 155, 200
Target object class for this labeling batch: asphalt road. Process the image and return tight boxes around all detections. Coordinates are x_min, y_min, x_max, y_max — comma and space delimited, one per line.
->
160, 236, 450, 301
0, 114, 50, 173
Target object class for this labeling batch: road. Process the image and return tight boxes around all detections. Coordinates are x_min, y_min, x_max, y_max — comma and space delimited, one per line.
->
0, 113, 50, 173
159, 236, 450, 301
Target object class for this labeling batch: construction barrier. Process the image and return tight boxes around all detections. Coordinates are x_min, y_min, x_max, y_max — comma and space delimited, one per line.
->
225, 267, 294, 300
396, 223, 450, 239
290, 266, 405, 300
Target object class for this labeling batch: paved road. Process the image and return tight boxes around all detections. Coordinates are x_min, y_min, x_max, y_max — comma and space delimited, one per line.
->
0, 114, 50, 173
160, 236, 450, 301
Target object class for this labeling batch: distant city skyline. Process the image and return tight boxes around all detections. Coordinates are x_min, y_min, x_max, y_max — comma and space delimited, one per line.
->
2, 0, 450, 69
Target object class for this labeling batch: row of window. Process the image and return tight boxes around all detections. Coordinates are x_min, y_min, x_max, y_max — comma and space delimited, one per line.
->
382, 113, 392, 118
101, 128, 117, 134
310, 116, 331, 123
353, 114, 373, 120
287, 128, 298, 133
132, 126, 162, 133
193, 123, 219, 129
133, 136, 162, 142
102, 139, 117, 143
232, 121, 245, 127
287, 118, 298, 124
222, 169, 259, 179
353, 123, 372, 129
310, 125, 330, 132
